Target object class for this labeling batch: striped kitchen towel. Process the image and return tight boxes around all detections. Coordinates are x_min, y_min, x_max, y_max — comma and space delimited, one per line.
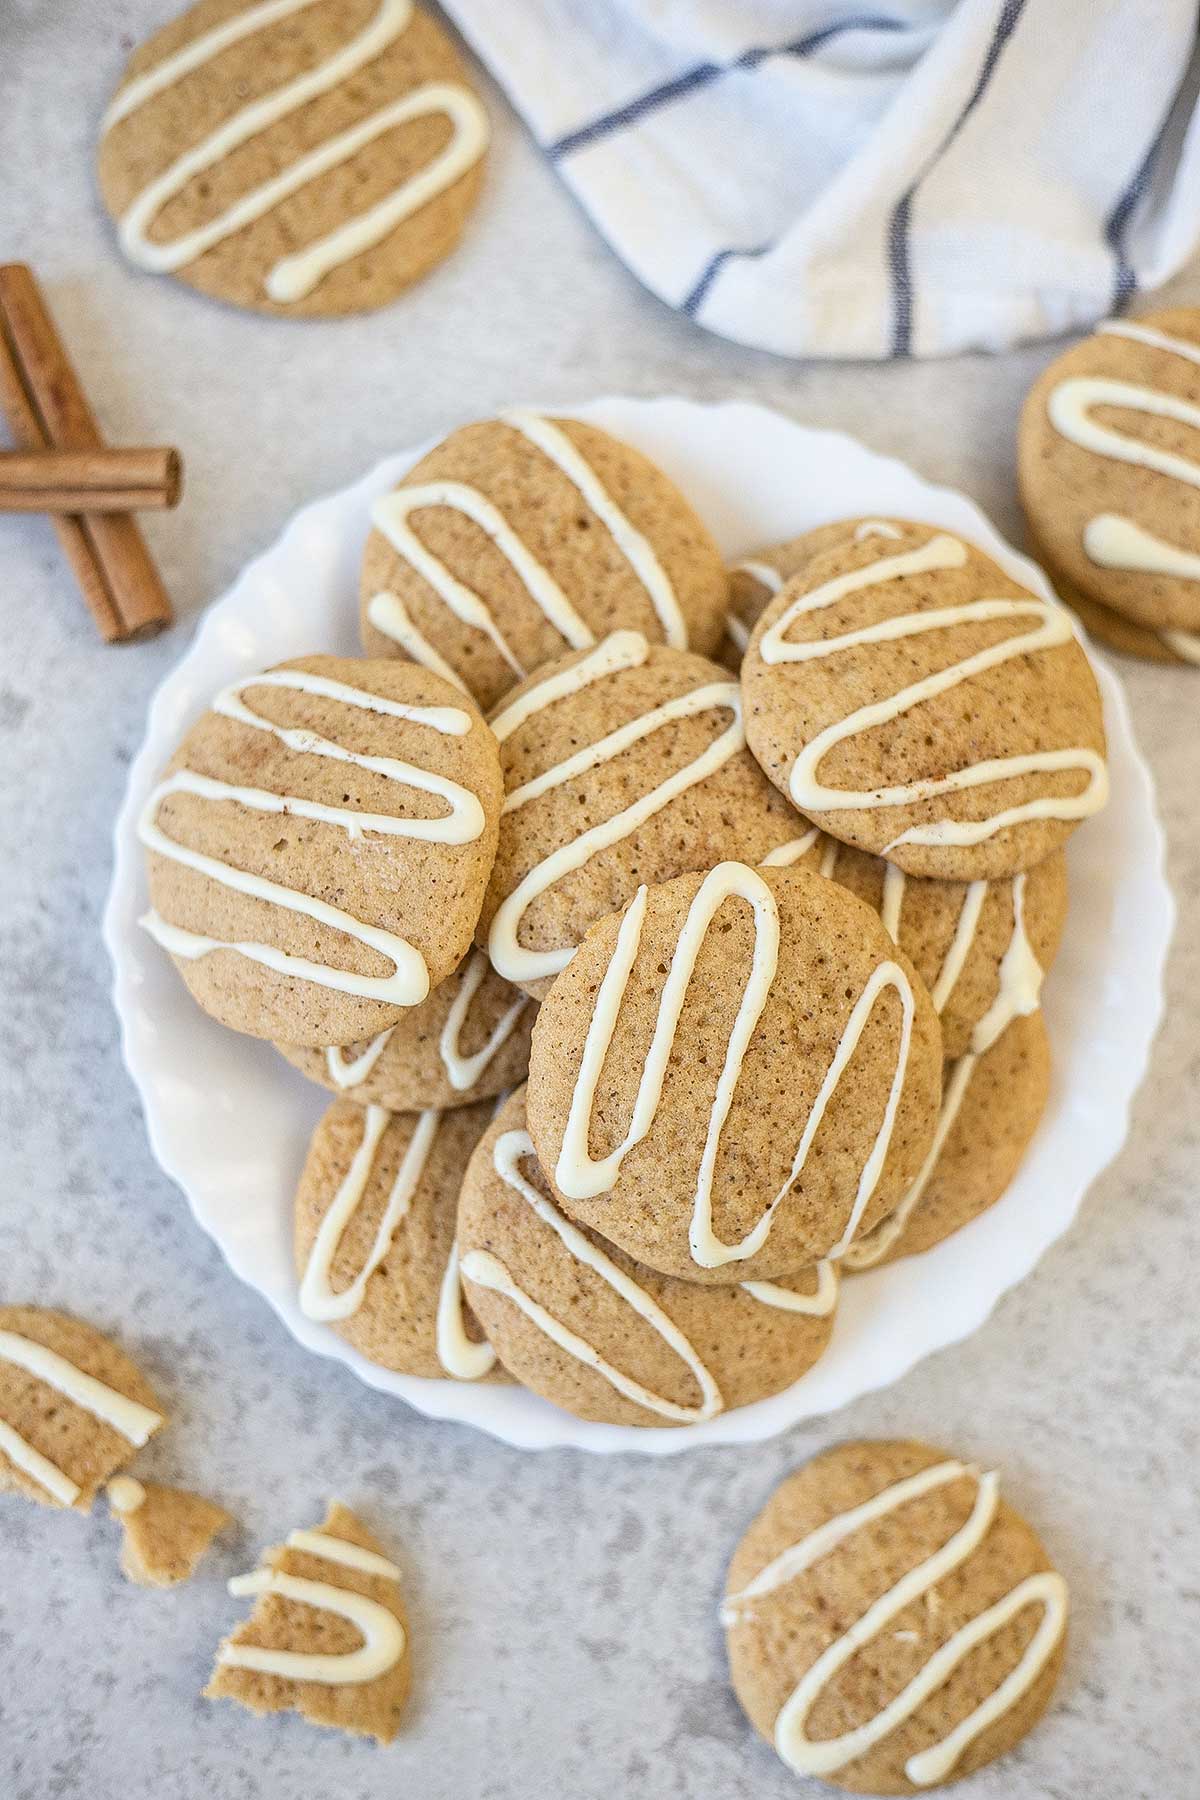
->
442, 0, 1200, 360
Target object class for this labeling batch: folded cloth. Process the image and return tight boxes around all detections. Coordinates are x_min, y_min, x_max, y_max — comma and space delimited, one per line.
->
441, 0, 1200, 360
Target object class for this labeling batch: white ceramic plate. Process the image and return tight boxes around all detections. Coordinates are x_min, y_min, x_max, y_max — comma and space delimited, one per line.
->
104, 398, 1173, 1455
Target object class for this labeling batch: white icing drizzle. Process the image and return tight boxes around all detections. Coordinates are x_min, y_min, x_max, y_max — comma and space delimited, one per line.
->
435, 1243, 497, 1380
106, 1474, 147, 1515
842, 1051, 975, 1271
759, 829, 822, 868
553, 861, 915, 1269
140, 668, 481, 1010
223, 1529, 406, 1685
756, 532, 1108, 851
725, 612, 750, 654
438, 949, 530, 1091
928, 881, 987, 1011
486, 631, 746, 987
741, 1262, 838, 1316
369, 411, 686, 682
734, 558, 785, 594
299, 1106, 438, 1322
1161, 627, 1200, 664
460, 1128, 723, 1422
0, 1330, 163, 1507
364, 591, 471, 693
103, 0, 489, 304
855, 519, 904, 541
968, 872, 1042, 1055
326, 1029, 394, 1091
723, 1459, 1068, 1786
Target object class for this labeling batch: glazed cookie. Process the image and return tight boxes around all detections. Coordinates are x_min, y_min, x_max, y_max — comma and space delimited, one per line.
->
742, 519, 1108, 881
844, 1012, 1050, 1270
1020, 310, 1200, 642
479, 632, 812, 999
0, 1307, 164, 1511
457, 1091, 837, 1428
97, 0, 488, 317
293, 1095, 502, 1380
139, 654, 502, 1046
360, 413, 728, 708
779, 831, 1067, 1062
107, 1475, 231, 1588
724, 520, 883, 667
207, 1500, 410, 1743
724, 1440, 1068, 1793
526, 863, 942, 1284
1040, 559, 1200, 667
277, 947, 534, 1109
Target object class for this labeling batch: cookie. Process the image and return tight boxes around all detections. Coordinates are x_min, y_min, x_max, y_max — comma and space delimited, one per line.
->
457, 1090, 837, 1428
139, 654, 502, 1047
1019, 310, 1200, 637
293, 1095, 503, 1380
844, 1013, 1050, 1270
277, 947, 534, 1109
207, 1500, 410, 1743
724, 1439, 1068, 1793
107, 1475, 231, 1587
724, 520, 889, 668
782, 832, 1067, 1062
742, 519, 1108, 880
360, 413, 729, 709
0, 1307, 164, 1511
1038, 558, 1200, 667
526, 863, 942, 1284
97, 0, 488, 317
478, 632, 812, 999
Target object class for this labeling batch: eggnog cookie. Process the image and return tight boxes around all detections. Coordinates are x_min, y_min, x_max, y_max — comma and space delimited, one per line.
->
360, 413, 729, 709
457, 1091, 837, 1428
527, 863, 942, 1284
1038, 559, 1200, 667
742, 520, 1108, 881
293, 1095, 502, 1380
479, 633, 811, 999
844, 1013, 1050, 1270
97, 0, 488, 318
107, 1476, 231, 1588
139, 654, 502, 1047
1020, 310, 1200, 639
0, 1307, 164, 1512
277, 948, 534, 1109
206, 1500, 410, 1743
724, 1439, 1068, 1793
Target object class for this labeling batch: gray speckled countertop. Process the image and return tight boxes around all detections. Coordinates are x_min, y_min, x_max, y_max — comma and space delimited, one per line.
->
2, 6, 1197, 1797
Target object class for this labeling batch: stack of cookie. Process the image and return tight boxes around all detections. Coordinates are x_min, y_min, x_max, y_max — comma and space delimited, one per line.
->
138, 411, 1109, 1430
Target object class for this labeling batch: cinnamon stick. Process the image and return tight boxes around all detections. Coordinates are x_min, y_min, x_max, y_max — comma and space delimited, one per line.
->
0, 447, 182, 513
0, 264, 174, 641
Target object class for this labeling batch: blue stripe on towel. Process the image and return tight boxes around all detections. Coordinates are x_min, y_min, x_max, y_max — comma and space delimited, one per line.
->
682, 242, 772, 318
1105, 103, 1181, 313
888, 0, 1028, 357
548, 14, 904, 161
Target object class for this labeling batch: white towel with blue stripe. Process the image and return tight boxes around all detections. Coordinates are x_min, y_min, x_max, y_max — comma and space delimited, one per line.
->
441, 0, 1200, 359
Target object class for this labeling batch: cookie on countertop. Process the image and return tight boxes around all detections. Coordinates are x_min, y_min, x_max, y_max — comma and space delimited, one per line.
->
139, 654, 502, 1047
1042, 561, 1200, 668
293, 1095, 504, 1381
527, 863, 942, 1284
724, 1439, 1068, 1793
97, 0, 488, 317
0, 1307, 164, 1512
277, 947, 534, 1110
107, 1475, 232, 1588
1019, 309, 1200, 649
457, 1090, 837, 1428
742, 519, 1108, 881
206, 1500, 410, 1743
844, 1012, 1051, 1270
478, 632, 813, 999
360, 413, 729, 709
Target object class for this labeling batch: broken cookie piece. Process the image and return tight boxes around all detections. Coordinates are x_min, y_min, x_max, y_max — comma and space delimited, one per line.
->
107, 1476, 231, 1588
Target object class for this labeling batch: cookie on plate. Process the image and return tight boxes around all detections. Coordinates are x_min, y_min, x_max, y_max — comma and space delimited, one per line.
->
742, 519, 1108, 880
457, 1090, 837, 1428
844, 1012, 1050, 1270
724, 1439, 1068, 1793
1019, 309, 1200, 654
108, 1475, 232, 1588
98, 0, 488, 317
0, 1307, 164, 1511
277, 948, 534, 1110
139, 655, 502, 1047
293, 1095, 502, 1380
207, 1500, 410, 1743
785, 833, 1067, 1062
724, 520, 895, 667
479, 633, 812, 998
527, 863, 942, 1284
360, 413, 729, 708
